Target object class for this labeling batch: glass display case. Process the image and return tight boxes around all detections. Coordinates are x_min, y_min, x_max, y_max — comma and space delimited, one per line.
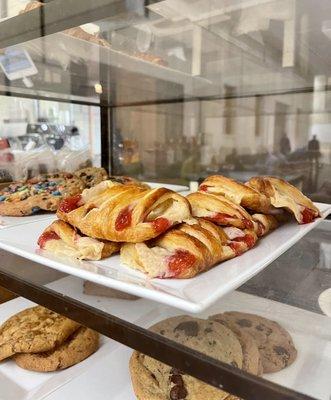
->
0, 1, 330, 400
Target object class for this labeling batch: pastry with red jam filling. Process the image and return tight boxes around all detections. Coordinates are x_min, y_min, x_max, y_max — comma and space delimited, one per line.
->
186, 191, 259, 254
38, 220, 119, 260
120, 218, 239, 279
187, 191, 256, 230
251, 214, 279, 237
246, 176, 320, 224
57, 181, 191, 243
199, 175, 273, 213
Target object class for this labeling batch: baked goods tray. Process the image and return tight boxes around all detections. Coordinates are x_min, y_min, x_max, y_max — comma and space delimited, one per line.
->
40, 276, 330, 400
0, 202, 330, 313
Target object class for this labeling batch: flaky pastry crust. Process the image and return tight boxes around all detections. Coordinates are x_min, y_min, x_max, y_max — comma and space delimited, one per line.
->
251, 213, 278, 237
57, 183, 191, 242
187, 191, 255, 230
121, 218, 235, 278
246, 176, 320, 224
199, 175, 272, 213
38, 220, 119, 260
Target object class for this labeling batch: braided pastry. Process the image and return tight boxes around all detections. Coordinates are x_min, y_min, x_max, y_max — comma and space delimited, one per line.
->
121, 218, 236, 278
246, 176, 320, 224
57, 182, 191, 242
37, 220, 119, 260
187, 192, 258, 251
199, 175, 272, 213
221, 226, 257, 254
251, 214, 278, 237
186, 191, 255, 230
197, 176, 281, 235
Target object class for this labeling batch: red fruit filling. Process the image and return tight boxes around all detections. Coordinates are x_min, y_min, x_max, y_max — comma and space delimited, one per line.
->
301, 207, 316, 224
243, 218, 254, 229
205, 212, 232, 225
58, 194, 82, 213
199, 185, 209, 192
232, 234, 256, 249
115, 206, 132, 231
229, 241, 244, 256
167, 250, 196, 278
38, 231, 60, 249
152, 217, 171, 234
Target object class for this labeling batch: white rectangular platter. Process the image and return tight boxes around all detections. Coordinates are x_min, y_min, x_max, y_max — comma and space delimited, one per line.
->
0, 214, 55, 230
41, 277, 331, 400
0, 202, 329, 313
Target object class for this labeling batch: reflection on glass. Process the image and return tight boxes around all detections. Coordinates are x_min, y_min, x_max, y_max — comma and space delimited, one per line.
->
0, 96, 100, 182
113, 93, 331, 201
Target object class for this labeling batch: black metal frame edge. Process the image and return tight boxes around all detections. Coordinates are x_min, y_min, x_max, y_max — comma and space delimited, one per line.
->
1, 84, 325, 111
100, 105, 111, 173
0, 90, 99, 107
111, 84, 325, 108
0, 269, 315, 400
99, 39, 113, 174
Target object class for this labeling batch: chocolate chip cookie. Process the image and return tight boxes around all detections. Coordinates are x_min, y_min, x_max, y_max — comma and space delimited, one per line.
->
130, 315, 243, 400
212, 312, 297, 373
131, 351, 233, 400
209, 314, 263, 375
0, 306, 80, 361
0, 173, 84, 216
74, 167, 108, 189
14, 326, 99, 372
151, 316, 243, 369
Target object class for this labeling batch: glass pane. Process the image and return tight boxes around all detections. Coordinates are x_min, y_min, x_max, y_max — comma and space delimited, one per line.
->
0, 96, 101, 181
0, 1, 330, 400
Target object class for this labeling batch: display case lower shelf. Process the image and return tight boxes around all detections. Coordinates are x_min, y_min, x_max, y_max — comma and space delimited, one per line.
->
0, 275, 159, 400
0, 202, 329, 313
0, 275, 329, 400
